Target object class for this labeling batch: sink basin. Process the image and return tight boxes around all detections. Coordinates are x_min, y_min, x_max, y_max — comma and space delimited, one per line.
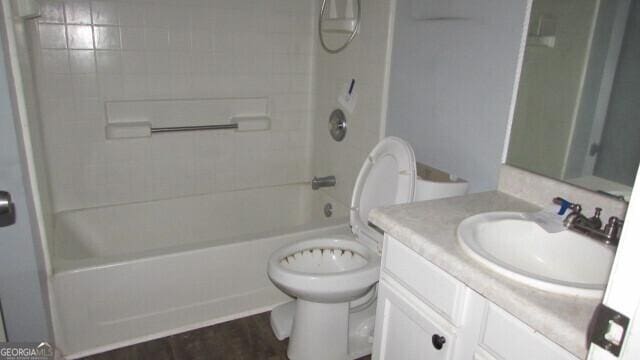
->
457, 212, 615, 298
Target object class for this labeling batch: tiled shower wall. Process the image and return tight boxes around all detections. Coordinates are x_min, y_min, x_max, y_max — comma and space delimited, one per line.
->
311, 0, 394, 207
31, 0, 315, 211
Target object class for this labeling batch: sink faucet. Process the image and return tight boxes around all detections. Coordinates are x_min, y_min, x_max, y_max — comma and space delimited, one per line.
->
553, 197, 623, 246
312, 175, 336, 190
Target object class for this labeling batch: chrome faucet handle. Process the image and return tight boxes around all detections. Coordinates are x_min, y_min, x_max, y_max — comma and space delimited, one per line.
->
589, 207, 603, 229
610, 216, 623, 225
604, 216, 624, 245
604, 216, 623, 233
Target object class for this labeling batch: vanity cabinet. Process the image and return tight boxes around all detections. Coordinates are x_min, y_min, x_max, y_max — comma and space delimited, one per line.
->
374, 281, 455, 359
373, 235, 580, 360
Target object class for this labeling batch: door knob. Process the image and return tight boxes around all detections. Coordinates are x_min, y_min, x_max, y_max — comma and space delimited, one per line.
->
432, 334, 446, 350
0, 191, 16, 227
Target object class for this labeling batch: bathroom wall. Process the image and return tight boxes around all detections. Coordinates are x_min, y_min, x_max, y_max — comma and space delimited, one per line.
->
31, 0, 315, 211
386, 0, 529, 193
311, 0, 395, 207
508, 0, 598, 180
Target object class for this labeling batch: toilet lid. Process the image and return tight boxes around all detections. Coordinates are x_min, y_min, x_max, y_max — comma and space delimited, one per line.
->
350, 137, 416, 247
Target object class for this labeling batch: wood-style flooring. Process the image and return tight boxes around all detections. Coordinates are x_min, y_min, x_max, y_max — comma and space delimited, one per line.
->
82, 312, 372, 360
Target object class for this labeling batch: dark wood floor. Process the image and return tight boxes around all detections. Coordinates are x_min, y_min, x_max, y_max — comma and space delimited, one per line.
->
83, 312, 372, 360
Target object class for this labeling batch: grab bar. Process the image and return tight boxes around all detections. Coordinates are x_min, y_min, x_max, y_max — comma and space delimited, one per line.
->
105, 117, 270, 139
150, 123, 238, 133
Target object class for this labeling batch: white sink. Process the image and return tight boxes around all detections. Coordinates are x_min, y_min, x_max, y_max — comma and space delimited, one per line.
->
457, 212, 615, 298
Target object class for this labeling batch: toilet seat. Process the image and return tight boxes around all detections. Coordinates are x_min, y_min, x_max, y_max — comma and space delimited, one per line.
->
350, 137, 416, 249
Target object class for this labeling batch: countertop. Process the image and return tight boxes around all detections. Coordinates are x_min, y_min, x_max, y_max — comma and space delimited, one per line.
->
369, 191, 600, 359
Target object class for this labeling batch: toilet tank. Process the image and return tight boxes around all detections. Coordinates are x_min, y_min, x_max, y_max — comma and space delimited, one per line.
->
414, 162, 469, 201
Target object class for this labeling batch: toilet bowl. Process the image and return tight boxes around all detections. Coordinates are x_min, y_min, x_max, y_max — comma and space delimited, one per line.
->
267, 137, 468, 360
268, 237, 380, 303
268, 237, 380, 360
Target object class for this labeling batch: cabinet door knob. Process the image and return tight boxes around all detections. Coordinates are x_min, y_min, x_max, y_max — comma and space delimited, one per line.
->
432, 334, 446, 350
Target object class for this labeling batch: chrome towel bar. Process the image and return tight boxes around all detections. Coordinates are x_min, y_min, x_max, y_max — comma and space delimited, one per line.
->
105, 116, 270, 139
150, 123, 238, 133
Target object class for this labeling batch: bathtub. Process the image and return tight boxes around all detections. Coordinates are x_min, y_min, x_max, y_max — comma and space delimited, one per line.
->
51, 184, 349, 358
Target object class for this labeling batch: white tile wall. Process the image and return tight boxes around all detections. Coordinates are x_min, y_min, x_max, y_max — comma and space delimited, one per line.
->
32, 0, 316, 211
311, 0, 395, 207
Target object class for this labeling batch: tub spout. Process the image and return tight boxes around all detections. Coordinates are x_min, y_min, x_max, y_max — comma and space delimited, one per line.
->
312, 176, 336, 190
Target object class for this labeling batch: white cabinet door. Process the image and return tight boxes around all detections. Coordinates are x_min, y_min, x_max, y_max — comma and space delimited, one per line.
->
373, 280, 455, 360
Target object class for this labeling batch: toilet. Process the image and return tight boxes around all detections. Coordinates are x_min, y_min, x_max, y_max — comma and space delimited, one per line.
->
267, 137, 468, 360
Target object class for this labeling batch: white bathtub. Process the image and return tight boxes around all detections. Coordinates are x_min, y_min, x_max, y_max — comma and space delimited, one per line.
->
51, 184, 349, 358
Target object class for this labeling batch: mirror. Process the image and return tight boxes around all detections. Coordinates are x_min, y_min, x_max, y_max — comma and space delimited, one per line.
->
506, 0, 639, 201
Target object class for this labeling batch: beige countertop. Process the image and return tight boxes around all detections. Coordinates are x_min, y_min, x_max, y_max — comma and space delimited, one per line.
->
369, 191, 600, 359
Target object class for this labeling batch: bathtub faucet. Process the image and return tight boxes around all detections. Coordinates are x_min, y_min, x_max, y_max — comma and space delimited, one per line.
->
312, 175, 336, 190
